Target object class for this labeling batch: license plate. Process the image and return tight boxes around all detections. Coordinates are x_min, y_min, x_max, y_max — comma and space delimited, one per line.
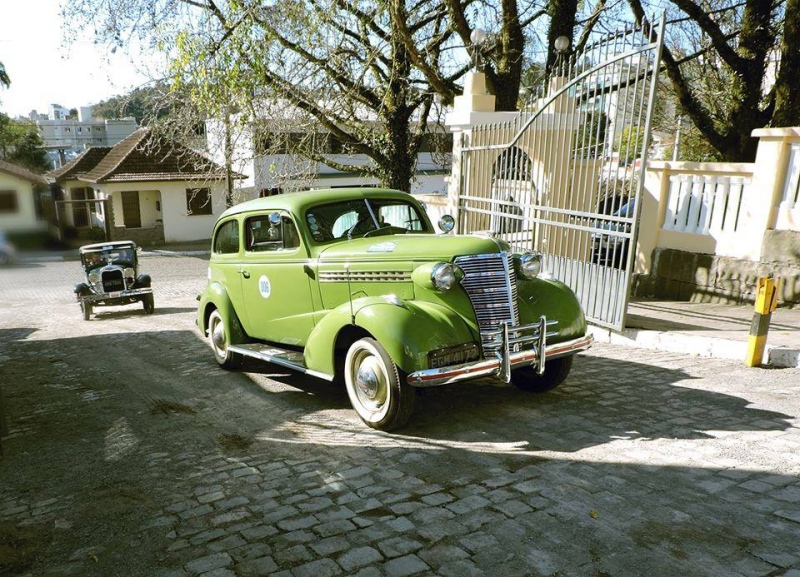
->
429, 343, 480, 368
109, 291, 121, 298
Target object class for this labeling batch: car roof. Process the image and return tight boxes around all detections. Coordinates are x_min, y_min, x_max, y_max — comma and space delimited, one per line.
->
218, 188, 420, 220
79, 240, 138, 253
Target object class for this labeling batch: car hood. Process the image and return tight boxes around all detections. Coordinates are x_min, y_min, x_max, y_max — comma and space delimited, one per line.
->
315, 233, 507, 263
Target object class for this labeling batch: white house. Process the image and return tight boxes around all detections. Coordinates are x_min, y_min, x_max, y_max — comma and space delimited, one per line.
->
46, 128, 243, 244
205, 113, 452, 201
0, 159, 49, 234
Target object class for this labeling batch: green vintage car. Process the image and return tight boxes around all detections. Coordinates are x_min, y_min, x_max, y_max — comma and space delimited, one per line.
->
197, 188, 592, 431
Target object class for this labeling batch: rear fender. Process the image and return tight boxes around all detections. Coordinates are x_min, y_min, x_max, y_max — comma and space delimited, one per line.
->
304, 297, 477, 376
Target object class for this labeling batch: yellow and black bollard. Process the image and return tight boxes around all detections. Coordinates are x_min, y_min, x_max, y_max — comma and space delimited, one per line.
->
745, 276, 779, 367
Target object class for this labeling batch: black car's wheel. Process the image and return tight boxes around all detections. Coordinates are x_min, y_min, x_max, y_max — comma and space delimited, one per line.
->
142, 294, 155, 314
344, 338, 414, 431
81, 301, 92, 321
511, 355, 573, 392
208, 309, 242, 369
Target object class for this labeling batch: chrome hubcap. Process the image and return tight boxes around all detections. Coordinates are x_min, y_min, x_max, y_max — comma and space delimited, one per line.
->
356, 364, 380, 399
211, 321, 225, 352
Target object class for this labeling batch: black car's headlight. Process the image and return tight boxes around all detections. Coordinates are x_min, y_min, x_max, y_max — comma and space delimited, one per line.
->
88, 271, 101, 283
431, 263, 463, 291
518, 252, 543, 279
124, 268, 135, 279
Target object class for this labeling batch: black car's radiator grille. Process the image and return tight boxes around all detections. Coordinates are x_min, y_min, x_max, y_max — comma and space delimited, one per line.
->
101, 270, 125, 292
455, 253, 519, 352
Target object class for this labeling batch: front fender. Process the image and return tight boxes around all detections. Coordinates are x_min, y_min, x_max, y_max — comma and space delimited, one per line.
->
304, 297, 478, 376
517, 277, 587, 340
197, 282, 247, 344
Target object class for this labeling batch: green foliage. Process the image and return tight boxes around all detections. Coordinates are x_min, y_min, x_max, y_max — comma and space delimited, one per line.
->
92, 84, 173, 123
0, 60, 9, 89
0, 114, 51, 173
614, 125, 644, 166
666, 123, 724, 163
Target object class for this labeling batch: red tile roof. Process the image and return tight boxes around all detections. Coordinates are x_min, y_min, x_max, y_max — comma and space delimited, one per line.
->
46, 128, 240, 184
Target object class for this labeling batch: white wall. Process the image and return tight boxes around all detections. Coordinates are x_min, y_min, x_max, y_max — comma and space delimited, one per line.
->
0, 172, 43, 233
99, 180, 227, 242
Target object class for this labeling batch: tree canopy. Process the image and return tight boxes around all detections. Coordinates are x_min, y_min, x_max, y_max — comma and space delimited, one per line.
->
628, 0, 800, 162
0, 114, 52, 173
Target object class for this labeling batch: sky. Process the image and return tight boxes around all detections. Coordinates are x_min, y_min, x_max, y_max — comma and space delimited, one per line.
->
0, 0, 154, 118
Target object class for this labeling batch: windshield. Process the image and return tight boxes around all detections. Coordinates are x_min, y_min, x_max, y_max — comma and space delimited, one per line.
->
82, 247, 136, 269
305, 198, 431, 243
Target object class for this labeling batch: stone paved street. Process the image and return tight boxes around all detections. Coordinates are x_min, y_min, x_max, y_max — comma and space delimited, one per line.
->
1, 255, 799, 576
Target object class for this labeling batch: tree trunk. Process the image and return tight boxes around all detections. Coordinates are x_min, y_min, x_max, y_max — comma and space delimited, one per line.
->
545, 0, 578, 73
772, 0, 800, 128
485, 0, 526, 111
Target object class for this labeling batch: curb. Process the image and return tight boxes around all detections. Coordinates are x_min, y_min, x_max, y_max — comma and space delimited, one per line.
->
587, 325, 800, 368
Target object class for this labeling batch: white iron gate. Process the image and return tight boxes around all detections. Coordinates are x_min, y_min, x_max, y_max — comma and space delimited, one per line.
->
456, 16, 665, 330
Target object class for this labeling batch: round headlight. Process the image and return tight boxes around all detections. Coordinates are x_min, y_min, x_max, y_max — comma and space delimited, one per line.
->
88, 271, 101, 283
431, 263, 461, 291
438, 215, 455, 233
124, 267, 135, 279
519, 252, 542, 279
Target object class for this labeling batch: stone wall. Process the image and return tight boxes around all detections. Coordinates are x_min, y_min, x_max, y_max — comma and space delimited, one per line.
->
634, 230, 800, 306
111, 224, 165, 247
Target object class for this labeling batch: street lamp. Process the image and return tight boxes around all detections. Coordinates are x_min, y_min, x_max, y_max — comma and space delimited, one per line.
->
470, 28, 488, 71
553, 35, 570, 71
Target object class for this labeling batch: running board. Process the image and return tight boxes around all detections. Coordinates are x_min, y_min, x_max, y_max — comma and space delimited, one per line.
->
228, 343, 334, 381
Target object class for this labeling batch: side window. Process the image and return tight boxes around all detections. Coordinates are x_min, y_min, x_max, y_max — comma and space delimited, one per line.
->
213, 220, 240, 254
245, 213, 300, 252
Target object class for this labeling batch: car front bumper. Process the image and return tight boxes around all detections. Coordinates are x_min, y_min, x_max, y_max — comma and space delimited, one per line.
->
78, 287, 153, 304
407, 318, 593, 387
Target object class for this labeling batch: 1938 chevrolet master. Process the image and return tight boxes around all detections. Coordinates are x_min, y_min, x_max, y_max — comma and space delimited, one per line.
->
197, 188, 592, 431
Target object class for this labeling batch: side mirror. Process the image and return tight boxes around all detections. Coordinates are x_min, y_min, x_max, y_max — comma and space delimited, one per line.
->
268, 212, 282, 226
438, 214, 455, 233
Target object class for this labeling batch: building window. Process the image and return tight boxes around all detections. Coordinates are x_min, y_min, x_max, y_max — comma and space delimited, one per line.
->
186, 188, 213, 215
0, 190, 19, 213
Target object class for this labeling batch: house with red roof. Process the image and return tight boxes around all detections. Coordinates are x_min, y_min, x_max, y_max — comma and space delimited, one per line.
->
46, 128, 242, 244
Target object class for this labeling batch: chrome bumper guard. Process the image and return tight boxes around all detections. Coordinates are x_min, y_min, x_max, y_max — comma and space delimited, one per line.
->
407, 316, 593, 388
78, 287, 153, 304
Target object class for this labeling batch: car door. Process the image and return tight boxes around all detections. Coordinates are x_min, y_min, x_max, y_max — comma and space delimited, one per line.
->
237, 211, 315, 346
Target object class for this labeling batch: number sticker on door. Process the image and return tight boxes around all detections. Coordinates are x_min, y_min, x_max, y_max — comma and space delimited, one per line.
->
258, 275, 271, 299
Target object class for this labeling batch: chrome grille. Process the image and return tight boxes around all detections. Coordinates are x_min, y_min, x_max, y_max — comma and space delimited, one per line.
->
101, 269, 125, 292
455, 253, 519, 351
319, 270, 411, 282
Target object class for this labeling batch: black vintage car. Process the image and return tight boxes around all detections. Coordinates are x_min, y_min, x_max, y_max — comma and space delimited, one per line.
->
74, 241, 154, 320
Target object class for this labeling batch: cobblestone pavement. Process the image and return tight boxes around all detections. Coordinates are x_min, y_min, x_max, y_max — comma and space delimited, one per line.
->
1, 256, 800, 576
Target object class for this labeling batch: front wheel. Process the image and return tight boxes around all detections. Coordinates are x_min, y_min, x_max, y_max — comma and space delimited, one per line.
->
207, 309, 242, 369
511, 355, 573, 392
142, 294, 155, 314
344, 338, 414, 431
81, 301, 92, 321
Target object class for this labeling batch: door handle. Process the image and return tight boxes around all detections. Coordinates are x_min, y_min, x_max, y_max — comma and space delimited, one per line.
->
237, 268, 250, 279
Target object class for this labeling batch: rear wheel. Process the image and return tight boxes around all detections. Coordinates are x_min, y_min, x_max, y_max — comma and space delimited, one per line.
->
81, 301, 92, 321
142, 294, 155, 314
344, 338, 414, 431
208, 309, 242, 369
511, 356, 573, 392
